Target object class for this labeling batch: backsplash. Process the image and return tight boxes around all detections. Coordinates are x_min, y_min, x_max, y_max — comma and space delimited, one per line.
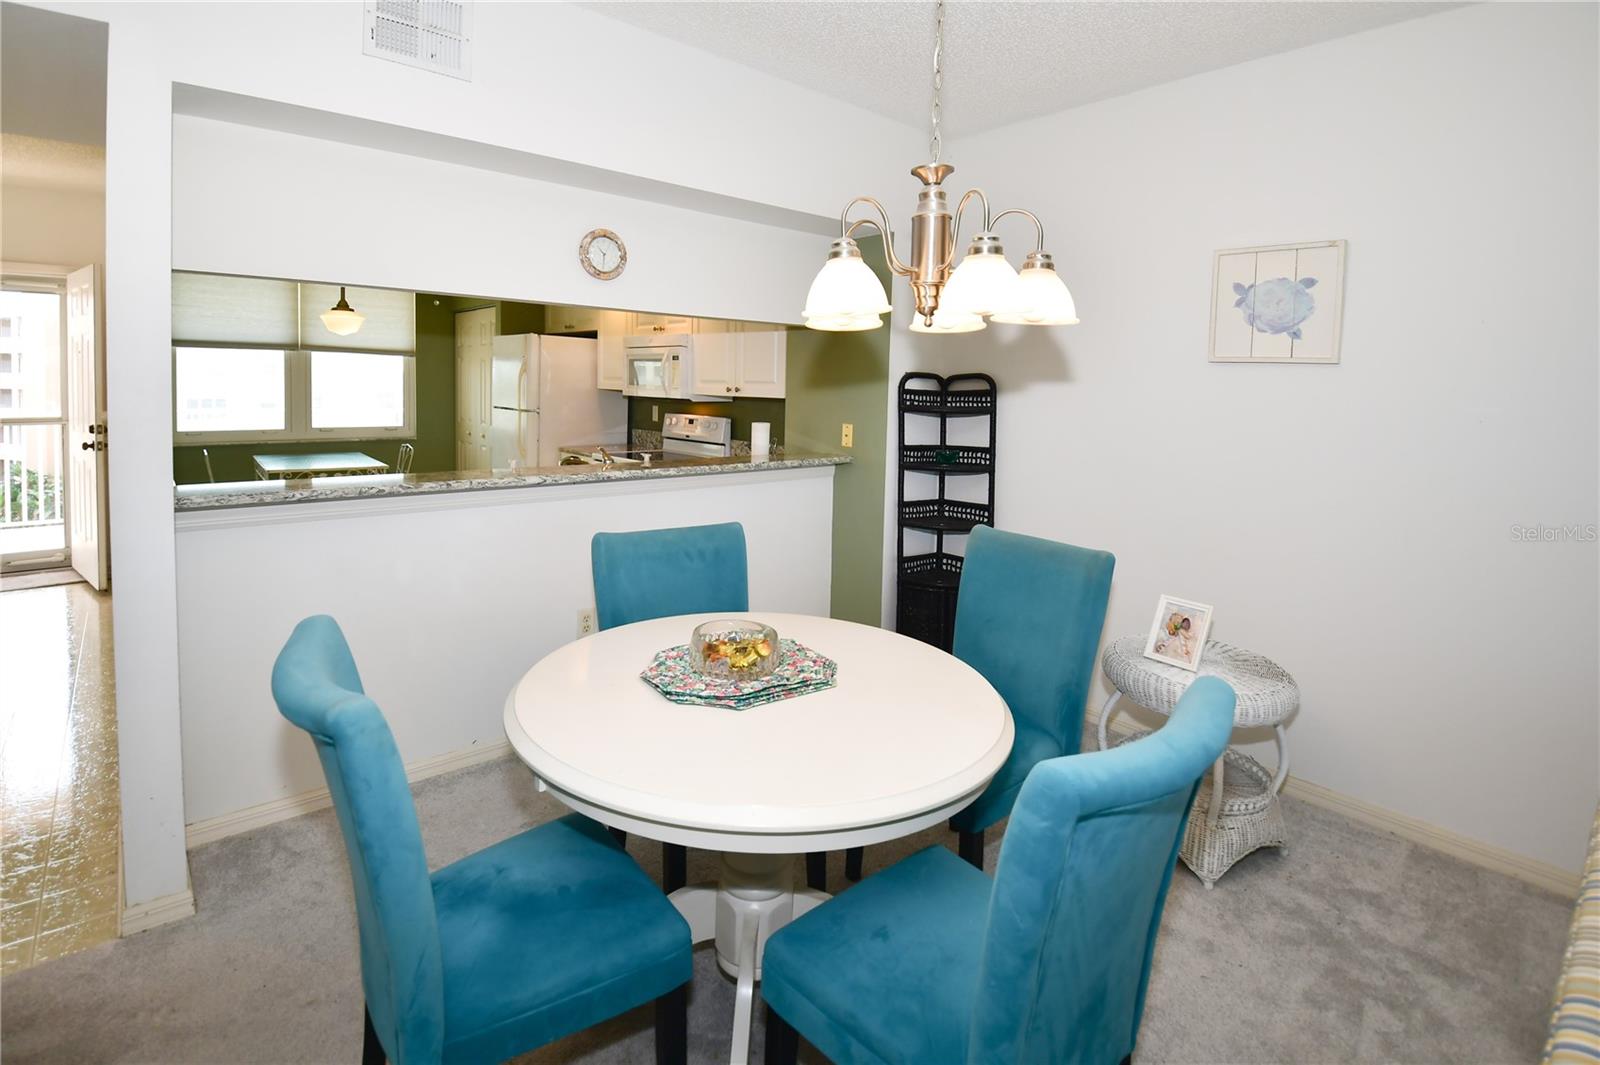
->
626, 397, 784, 450
629, 428, 780, 455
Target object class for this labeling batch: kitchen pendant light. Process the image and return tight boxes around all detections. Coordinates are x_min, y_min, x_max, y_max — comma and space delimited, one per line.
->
802, 0, 1079, 334
320, 286, 366, 336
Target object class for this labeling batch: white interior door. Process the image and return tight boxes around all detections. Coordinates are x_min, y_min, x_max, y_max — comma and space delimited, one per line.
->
66, 265, 107, 590
455, 308, 494, 471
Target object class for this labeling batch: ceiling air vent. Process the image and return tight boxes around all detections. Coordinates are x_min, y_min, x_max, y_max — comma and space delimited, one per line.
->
363, 1, 473, 81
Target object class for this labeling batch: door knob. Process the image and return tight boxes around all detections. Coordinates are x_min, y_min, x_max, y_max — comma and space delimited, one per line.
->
726, 386, 732, 393
81, 441, 103, 451
734, 387, 742, 393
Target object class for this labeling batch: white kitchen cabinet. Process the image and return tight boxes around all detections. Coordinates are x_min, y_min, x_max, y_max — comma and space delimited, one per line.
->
735, 326, 787, 398
546, 304, 601, 334
691, 319, 736, 396
596, 310, 628, 391
631, 311, 695, 336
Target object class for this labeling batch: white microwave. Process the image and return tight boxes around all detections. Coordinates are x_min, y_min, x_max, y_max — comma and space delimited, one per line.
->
623, 334, 726, 400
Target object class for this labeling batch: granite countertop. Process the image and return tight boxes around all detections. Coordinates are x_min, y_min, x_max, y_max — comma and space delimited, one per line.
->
173, 449, 850, 512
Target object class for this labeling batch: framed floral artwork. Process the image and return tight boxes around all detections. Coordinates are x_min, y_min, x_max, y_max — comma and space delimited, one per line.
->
1142, 595, 1214, 672
1209, 240, 1345, 363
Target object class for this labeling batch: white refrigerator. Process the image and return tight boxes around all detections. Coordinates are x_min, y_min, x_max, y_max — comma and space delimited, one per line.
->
490, 334, 627, 469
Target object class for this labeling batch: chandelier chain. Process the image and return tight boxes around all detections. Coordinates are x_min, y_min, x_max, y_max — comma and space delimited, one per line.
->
929, 0, 944, 163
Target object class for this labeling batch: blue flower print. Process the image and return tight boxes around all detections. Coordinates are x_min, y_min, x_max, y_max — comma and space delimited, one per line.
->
1233, 276, 1317, 340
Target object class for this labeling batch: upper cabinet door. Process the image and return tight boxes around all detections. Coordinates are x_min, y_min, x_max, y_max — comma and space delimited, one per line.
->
692, 319, 736, 396
631, 311, 695, 336
597, 310, 628, 391
547, 305, 601, 334
736, 327, 787, 398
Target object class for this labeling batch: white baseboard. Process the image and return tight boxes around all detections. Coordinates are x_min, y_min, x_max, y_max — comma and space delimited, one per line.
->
1099, 716, 1580, 898
184, 740, 514, 849
121, 887, 196, 935
186, 725, 1581, 899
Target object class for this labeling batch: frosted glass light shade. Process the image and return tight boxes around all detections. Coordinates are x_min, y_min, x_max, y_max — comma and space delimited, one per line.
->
805, 312, 885, 332
990, 263, 1080, 325
802, 254, 892, 326
319, 307, 366, 336
941, 249, 1022, 318
909, 306, 986, 334
319, 288, 366, 336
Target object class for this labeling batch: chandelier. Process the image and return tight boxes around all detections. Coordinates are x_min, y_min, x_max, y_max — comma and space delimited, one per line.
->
803, 0, 1079, 334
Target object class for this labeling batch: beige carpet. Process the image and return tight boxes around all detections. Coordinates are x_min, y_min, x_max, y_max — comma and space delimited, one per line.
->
0, 755, 1572, 1064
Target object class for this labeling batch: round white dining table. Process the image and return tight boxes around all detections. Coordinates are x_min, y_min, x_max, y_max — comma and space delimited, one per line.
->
503, 612, 1013, 1065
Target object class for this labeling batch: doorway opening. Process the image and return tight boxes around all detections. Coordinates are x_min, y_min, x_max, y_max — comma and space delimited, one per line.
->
1, 0, 116, 974
0, 277, 68, 568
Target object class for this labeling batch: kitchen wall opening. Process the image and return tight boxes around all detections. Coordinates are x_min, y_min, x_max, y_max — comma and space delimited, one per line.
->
169, 272, 797, 486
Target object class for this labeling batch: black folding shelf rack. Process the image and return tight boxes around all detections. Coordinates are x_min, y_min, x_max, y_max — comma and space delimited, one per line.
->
894, 372, 996, 651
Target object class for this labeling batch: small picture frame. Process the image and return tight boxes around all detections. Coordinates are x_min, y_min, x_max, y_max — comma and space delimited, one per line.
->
1143, 595, 1214, 672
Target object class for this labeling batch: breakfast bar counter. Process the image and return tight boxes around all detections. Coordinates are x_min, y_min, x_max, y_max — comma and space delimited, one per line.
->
173, 448, 849, 512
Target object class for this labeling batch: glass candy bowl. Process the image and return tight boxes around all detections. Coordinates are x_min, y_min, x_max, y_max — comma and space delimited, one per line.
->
690, 619, 780, 680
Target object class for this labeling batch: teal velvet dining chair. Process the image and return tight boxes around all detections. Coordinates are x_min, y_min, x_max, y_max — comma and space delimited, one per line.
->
272, 615, 692, 1065
842, 525, 1114, 883
947, 524, 1115, 869
761, 676, 1236, 1065
591, 521, 749, 894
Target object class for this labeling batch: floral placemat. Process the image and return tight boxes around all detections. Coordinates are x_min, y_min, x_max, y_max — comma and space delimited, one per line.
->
641, 638, 837, 710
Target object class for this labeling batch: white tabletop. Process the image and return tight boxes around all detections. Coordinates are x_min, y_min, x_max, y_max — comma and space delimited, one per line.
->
503, 612, 1014, 852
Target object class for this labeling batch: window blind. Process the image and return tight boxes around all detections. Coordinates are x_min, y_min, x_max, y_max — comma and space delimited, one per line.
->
299, 284, 415, 353
171, 274, 416, 353
172, 273, 298, 348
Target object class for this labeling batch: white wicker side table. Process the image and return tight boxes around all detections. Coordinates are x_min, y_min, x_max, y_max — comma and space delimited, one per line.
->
1098, 635, 1299, 887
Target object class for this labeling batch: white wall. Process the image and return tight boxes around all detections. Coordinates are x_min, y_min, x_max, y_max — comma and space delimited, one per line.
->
21, 0, 915, 908
175, 470, 835, 823
888, 3, 1598, 873
0, 182, 104, 266
171, 116, 823, 325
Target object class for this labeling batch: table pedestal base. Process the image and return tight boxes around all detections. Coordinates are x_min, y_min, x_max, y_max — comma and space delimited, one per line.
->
669, 853, 828, 1065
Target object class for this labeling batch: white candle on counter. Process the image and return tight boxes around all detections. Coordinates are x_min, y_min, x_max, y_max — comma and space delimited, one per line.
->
751, 421, 771, 458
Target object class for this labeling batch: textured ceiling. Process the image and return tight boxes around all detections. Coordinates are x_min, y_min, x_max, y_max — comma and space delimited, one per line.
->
0, 134, 105, 191
582, 1, 1455, 137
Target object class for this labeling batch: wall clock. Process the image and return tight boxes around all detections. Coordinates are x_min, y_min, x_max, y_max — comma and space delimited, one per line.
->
579, 228, 626, 280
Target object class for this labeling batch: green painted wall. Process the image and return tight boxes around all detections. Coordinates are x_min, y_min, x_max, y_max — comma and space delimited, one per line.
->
785, 238, 893, 626
173, 293, 540, 484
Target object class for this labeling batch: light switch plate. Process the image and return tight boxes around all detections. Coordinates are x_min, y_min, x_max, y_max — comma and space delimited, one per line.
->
841, 423, 854, 448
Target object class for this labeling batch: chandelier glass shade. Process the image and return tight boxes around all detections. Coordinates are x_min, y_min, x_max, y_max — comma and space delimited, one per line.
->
802, 238, 894, 331
940, 233, 1023, 318
989, 252, 1080, 325
801, 1, 1077, 336
319, 286, 366, 336
908, 306, 986, 334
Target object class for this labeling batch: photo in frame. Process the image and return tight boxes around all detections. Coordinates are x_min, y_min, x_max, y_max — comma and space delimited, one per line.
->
1142, 595, 1214, 672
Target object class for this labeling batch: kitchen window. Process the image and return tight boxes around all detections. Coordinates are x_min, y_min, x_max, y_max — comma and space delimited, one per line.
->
171, 274, 416, 444
172, 347, 414, 443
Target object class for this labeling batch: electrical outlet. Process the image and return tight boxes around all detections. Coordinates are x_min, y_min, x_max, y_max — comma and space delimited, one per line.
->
841, 422, 854, 448
651, 404, 659, 422
577, 608, 596, 637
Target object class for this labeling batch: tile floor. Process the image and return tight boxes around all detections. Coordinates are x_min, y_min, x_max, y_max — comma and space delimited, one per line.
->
0, 579, 120, 974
